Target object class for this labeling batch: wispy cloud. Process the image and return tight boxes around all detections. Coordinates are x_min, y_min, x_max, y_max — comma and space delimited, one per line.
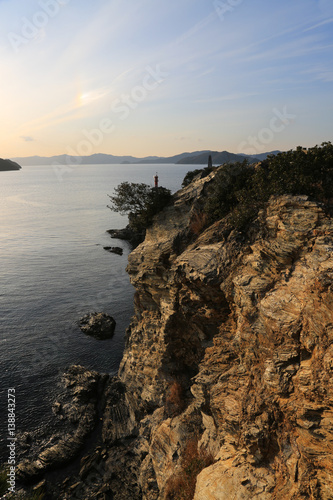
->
301, 66, 333, 83
78, 87, 112, 106
18, 86, 112, 135
244, 35, 333, 63
195, 92, 260, 104
174, 12, 216, 46
304, 17, 333, 32
20, 136, 34, 142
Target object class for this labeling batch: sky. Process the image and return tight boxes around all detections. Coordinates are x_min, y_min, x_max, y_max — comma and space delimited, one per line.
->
0, 0, 333, 158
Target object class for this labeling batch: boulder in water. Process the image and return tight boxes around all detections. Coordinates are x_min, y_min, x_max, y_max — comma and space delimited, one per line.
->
78, 312, 116, 340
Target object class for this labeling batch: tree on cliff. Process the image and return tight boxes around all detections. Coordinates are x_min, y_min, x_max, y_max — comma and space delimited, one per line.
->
108, 181, 172, 237
204, 141, 333, 231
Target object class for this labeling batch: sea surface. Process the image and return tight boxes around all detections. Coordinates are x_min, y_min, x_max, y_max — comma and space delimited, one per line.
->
0, 162, 198, 460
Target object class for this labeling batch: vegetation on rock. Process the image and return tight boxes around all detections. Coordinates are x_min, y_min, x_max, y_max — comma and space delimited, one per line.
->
184, 142, 333, 231
164, 380, 185, 417
181, 166, 215, 187
165, 438, 214, 500
108, 181, 172, 241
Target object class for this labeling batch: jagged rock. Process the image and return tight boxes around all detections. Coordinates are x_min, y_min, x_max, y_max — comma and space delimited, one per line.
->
101, 377, 137, 444
194, 458, 276, 500
103, 246, 123, 255
107, 225, 143, 247
79, 312, 116, 339
107, 226, 134, 240
119, 183, 333, 498
16, 365, 103, 483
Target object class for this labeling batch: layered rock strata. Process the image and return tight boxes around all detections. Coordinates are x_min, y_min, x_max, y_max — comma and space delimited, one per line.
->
14, 168, 333, 499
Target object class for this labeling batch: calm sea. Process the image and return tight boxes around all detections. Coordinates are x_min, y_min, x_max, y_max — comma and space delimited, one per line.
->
0, 162, 197, 460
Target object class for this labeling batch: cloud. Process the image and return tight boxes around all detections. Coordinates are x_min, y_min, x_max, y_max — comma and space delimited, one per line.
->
174, 12, 216, 46
195, 92, 260, 104
20, 136, 34, 142
304, 17, 333, 32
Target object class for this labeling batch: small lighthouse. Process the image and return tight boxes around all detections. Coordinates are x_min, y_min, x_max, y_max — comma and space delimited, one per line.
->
154, 173, 159, 189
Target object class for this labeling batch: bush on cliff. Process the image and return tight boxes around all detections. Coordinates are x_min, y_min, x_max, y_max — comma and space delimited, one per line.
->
201, 142, 333, 232
182, 166, 215, 187
165, 438, 214, 500
108, 181, 172, 240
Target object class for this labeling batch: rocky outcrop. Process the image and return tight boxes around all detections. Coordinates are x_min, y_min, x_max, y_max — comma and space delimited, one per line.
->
103, 246, 123, 255
107, 225, 141, 247
117, 171, 333, 498
16, 365, 105, 482
0, 158, 21, 171
14, 167, 333, 499
78, 312, 116, 339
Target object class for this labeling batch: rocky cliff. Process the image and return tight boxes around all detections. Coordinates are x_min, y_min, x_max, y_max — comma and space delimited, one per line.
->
118, 170, 333, 499
14, 166, 333, 499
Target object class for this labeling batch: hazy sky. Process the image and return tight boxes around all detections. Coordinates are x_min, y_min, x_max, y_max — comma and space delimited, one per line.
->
1, 0, 333, 158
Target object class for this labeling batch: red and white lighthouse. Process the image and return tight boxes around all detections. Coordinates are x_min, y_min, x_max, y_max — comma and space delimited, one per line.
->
154, 173, 159, 189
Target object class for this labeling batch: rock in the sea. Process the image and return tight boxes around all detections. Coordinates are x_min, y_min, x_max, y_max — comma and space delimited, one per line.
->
103, 246, 123, 255
79, 312, 116, 339
107, 226, 134, 240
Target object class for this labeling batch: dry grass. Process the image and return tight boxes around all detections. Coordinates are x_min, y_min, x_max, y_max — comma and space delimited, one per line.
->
165, 381, 185, 417
190, 211, 208, 236
165, 438, 215, 500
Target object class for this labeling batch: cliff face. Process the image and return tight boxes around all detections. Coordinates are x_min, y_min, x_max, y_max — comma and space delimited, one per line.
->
119, 169, 333, 499
14, 167, 333, 499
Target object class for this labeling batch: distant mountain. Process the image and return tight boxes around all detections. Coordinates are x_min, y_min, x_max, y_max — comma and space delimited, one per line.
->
11, 154, 146, 166
177, 150, 260, 165
12, 151, 212, 166
0, 158, 21, 171
11, 150, 278, 167
135, 151, 211, 164
239, 150, 281, 161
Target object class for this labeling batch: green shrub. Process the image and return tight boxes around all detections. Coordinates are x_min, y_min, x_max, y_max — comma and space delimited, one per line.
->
108, 182, 172, 240
203, 142, 333, 232
182, 166, 215, 187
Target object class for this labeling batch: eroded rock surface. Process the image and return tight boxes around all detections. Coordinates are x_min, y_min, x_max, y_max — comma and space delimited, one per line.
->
16, 365, 104, 482
14, 169, 333, 499
118, 186, 333, 499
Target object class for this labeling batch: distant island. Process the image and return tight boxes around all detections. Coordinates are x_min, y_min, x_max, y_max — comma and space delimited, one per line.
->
11, 150, 281, 167
0, 158, 21, 171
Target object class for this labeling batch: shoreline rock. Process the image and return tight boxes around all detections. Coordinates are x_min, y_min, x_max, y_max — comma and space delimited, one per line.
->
107, 226, 134, 242
78, 312, 116, 340
103, 246, 123, 255
107, 225, 143, 248
16, 365, 105, 484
